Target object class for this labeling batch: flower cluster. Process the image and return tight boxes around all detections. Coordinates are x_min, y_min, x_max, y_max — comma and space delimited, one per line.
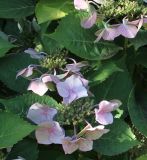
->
27, 99, 121, 154
74, 0, 147, 41
17, 49, 89, 104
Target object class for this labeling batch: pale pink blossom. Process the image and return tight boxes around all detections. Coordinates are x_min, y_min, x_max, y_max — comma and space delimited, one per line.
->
95, 100, 122, 125
74, 0, 89, 11
56, 75, 88, 104
16, 65, 35, 78
62, 136, 93, 154
36, 121, 65, 145
27, 103, 57, 124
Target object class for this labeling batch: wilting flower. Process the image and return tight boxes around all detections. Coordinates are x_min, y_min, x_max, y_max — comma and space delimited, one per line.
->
16, 65, 36, 78
79, 123, 109, 140
56, 75, 88, 104
95, 100, 122, 125
24, 48, 47, 59
95, 24, 120, 42
62, 136, 93, 154
27, 103, 57, 124
36, 121, 65, 145
117, 18, 139, 38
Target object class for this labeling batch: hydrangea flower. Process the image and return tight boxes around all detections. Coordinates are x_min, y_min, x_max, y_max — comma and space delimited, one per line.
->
117, 18, 139, 38
95, 100, 122, 125
62, 136, 93, 154
95, 24, 120, 42
27, 103, 57, 124
16, 65, 36, 78
28, 74, 58, 96
56, 75, 88, 104
36, 121, 65, 145
24, 48, 47, 59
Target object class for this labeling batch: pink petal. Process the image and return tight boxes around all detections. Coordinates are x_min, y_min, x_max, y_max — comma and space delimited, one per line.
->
77, 138, 93, 152
56, 82, 70, 98
27, 103, 57, 124
74, 0, 89, 10
102, 27, 120, 40
27, 79, 48, 96
16, 67, 33, 78
81, 12, 97, 29
36, 121, 65, 145
95, 109, 113, 125
117, 24, 138, 38
63, 93, 77, 104
62, 137, 79, 154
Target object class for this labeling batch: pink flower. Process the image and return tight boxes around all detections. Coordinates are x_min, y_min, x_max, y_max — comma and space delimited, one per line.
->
27, 103, 57, 124
95, 24, 120, 42
117, 18, 139, 38
95, 100, 122, 125
65, 59, 88, 73
16, 65, 35, 78
24, 48, 47, 59
28, 78, 48, 96
36, 121, 65, 145
56, 75, 88, 104
81, 11, 97, 29
62, 136, 93, 154
27, 74, 58, 96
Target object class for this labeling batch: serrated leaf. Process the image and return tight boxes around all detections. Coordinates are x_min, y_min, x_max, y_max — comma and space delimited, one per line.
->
0, 38, 15, 57
0, 93, 64, 116
94, 120, 139, 156
0, 53, 37, 93
50, 14, 121, 60
129, 30, 147, 50
0, 0, 35, 19
0, 112, 36, 149
36, 0, 73, 24
128, 88, 147, 137
6, 139, 38, 160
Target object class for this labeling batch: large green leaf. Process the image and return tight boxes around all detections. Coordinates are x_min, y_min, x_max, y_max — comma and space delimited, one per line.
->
128, 89, 147, 137
36, 0, 73, 24
136, 154, 147, 160
0, 0, 35, 18
0, 53, 37, 93
0, 93, 64, 116
6, 139, 38, 160
0, 112, 36, 149
50, 14, 121, 60
129, 30, 147, 50
94, 120, 139, 156
0, 38, 15, 57
88, 61, 123, 84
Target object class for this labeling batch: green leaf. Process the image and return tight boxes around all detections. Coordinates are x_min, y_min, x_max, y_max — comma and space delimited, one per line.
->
0, 38, 15, 57
56, 155, 76, 160
50, 14, 121, 60
89, 61, 123, 83
6, 139, 38, 160
0, 53, 37, 93
128, 88, 147, 137
0, 0, 35, 19
0, 112, 36, 149
136, 154, 147, 160
36, 0, 73, 24
94, 120, 139, 156
129, 30, 147, 50
0, 93, 64, 116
